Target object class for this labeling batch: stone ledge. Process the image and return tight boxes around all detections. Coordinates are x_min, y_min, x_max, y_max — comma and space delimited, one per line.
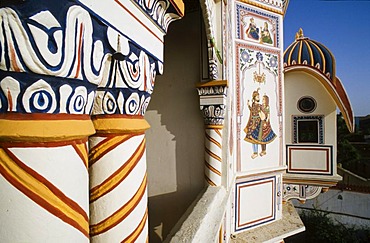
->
166, 186, 228, 243
230, 201, 305, 243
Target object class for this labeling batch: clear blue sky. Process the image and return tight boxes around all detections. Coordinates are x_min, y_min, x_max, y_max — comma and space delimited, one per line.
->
284, 0, 370, 116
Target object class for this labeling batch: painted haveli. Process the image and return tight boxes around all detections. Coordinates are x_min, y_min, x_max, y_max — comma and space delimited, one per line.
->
0, 1, 354, 243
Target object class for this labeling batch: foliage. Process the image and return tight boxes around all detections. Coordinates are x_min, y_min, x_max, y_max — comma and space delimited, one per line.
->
337, 114, 361, 167
286, 209, 370, 243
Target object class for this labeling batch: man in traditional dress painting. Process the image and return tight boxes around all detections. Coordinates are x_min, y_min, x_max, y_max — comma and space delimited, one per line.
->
244, 89, 276, 159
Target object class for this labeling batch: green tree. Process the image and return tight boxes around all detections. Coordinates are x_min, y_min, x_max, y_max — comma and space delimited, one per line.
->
286, 209, 370, 243
337, 114, 360, 168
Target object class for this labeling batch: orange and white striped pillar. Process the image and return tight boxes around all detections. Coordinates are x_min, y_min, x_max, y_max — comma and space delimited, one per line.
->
0, 114, 94, 242
0, 2, 102, 241
88, 116, 150, 242
88, 35, 157, 242
197, 80, 228, 186
204, 125, 223, 186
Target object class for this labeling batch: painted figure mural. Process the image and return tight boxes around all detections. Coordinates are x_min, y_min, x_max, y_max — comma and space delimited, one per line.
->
246, 18, 259, 40
261, 22, 273, 44
240, 9, 277, 47
244, 89, 276, 159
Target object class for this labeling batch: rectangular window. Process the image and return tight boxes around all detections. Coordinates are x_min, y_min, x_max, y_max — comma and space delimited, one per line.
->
297, 120, 319, 143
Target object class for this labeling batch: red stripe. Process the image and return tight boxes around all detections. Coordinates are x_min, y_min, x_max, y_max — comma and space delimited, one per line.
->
74, 23, 84, 79
90, 175, 147, 236
0, 138, 88, 148
121, 210, 148, 242
73, 142, 88, 169
0, 148, 88, 237
113, 0, 163, 43
89, 139, 145, 202
88, 135, 135, 167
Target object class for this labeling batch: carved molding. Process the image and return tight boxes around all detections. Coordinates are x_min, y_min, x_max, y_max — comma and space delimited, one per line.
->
197, 80, 228, 126
92, 34, 159, 116
133, 0, 184, 31
0, 4, 164, 116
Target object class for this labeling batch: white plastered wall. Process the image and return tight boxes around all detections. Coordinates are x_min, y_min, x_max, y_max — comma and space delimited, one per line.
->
145, 9, 206, 243
284, 71, 338, 171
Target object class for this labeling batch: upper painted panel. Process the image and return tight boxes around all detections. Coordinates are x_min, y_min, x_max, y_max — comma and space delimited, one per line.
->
236, 2, 281, 48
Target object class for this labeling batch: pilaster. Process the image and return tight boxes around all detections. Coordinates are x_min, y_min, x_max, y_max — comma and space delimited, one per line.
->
197, 80, 228, 186
88, 35, 158, 241
0, 2, 103, 241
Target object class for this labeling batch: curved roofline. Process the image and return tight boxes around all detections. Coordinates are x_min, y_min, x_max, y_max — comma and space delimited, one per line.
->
284, 65, 354, 133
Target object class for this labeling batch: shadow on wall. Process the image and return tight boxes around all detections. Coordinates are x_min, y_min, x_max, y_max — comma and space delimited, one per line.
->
145, 8, 205, 243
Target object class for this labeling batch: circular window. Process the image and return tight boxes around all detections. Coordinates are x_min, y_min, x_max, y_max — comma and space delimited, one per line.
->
298, 96, 316, 113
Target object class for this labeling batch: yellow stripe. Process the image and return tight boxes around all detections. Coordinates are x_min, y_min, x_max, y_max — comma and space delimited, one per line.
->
0, 149, 88, 233
0, 119, 95, 142
89, 135, 131, 164
304, 40, 314, 66
286, 41, 299, 66
205, 161, 221, 176
214, 129, 222, 138
169, 0, 185, 16
205, 147, 221, 162
298, 41, 303, 64
122, 210, 148, 242
93, 117, 150, 134
310, 41, 326, 74
205, 124, 224, 129
205, 174, 216, 186
219, 224, 223, 243
90, 174, 147, 235
90, 138, 146, 202
205, 132, 222, 149
75, 143, 88, 168
196, 80, 228, 88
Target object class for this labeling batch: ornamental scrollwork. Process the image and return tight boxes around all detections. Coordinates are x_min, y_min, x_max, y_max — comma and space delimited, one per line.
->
134, 0, 182, 32
200, 104, 226, 126
197, 84, 228, 126
283, 183, 324, 202
0, 4, 161, 116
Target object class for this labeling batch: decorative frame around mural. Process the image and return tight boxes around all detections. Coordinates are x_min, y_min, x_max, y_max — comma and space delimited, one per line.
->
235, 41, 283, 171
234, 176, 276, 232
286, 144, 333, 176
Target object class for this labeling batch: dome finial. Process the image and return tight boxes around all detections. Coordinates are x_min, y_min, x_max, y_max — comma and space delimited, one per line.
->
295, 28, 304, 40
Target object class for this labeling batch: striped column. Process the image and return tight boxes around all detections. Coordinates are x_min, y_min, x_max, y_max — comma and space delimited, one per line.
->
0, 114, 94, 242
197, 80, 228, 186
89, 116, 150, 242
205, 126, 223, 186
